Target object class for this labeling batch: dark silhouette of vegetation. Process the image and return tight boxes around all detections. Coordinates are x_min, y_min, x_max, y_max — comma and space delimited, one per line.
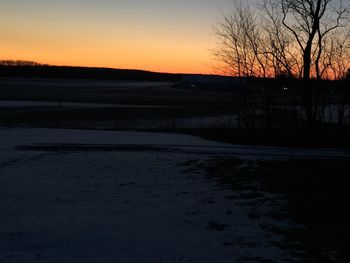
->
214, 0, 350, 133
0, 60, 181, 82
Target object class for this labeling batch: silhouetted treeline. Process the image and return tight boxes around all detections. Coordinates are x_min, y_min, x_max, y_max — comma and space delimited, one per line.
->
233, 76, 350, 134
0, 60, 182, 82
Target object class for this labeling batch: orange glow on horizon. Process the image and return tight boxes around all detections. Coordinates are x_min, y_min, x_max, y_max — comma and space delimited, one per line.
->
0, 41, 213, 74
0, 4, 217, 75
0, 0, 241, 75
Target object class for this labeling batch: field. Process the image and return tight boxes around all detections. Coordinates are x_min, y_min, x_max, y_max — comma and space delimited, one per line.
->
1, 78, 350, 262
0, 78, 238, 129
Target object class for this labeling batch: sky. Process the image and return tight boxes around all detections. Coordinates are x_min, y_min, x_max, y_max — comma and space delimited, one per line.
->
0, 0, 247, 74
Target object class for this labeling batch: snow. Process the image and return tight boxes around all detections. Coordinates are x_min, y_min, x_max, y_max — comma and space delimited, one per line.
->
0, 100, 181, 109
0, 128, 231, 149
0, 78, 172, 89
1, 128, 349, 159
2, 127, 347, 262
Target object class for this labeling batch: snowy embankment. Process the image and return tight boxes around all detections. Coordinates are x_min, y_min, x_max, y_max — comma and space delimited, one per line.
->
0, 100, 182, 109
0, 128, 348, 262
1, 128, 349, 159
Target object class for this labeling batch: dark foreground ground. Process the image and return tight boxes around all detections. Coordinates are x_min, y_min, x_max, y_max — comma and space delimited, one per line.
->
204, 158, 350, 262
1, 128, 349, 262
1, 78, 350, 262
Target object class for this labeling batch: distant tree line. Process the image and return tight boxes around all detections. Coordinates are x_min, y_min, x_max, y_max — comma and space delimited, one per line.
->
0, 60, 46, 67
0, 60, 182, 82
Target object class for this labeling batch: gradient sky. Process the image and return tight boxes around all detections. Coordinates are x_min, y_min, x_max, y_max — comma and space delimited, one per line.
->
0, 0, 249, 74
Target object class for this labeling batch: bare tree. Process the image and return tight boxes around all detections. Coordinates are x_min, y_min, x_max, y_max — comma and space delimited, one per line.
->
213, 2, 288, 128
213, 3, 259, 128
215, 0, 350, 79
213, 2, 274, 78
325, 30, 350, 79
278, 0, 350, 80
276, 0, 350, 129
214, 0, 350, 130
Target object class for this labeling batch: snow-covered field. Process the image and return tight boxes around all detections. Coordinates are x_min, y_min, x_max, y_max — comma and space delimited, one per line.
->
0, 100, 117, 109
0, 100, 184, 109
1, 128, 349, 262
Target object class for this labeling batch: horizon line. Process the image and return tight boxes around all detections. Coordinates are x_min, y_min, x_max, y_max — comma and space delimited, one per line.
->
0, 58, 229, 77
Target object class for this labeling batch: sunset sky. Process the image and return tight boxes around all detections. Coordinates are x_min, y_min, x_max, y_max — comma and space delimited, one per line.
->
0, 0, 249, 74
